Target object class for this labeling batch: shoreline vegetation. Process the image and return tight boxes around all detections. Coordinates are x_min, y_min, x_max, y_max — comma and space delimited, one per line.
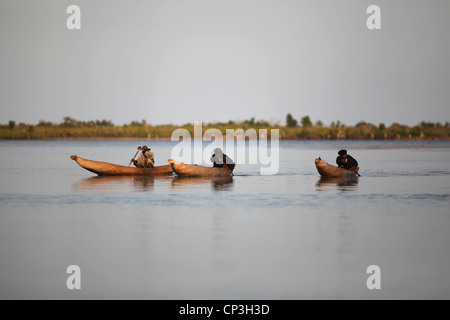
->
1, 115, 449, 140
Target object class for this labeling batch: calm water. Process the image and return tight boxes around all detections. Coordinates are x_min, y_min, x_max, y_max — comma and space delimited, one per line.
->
0, 140, 449, 299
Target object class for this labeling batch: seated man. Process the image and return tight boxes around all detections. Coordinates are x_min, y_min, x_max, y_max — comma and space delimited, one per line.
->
336, 149, 358, 170
133, 145, 155, 168
210, 148, 235, 172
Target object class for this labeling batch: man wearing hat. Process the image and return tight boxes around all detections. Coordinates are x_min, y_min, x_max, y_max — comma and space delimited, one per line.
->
133, 145, 155, 168
336, 149, 358, 170
210, 148, 235, 172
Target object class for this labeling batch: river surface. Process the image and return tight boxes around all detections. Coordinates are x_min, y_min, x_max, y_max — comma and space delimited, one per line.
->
0, 140, 449, 299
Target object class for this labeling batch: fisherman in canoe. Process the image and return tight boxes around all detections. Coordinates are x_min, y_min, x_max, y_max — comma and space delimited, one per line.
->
132, 145, 155, 168
336, 149, 358, 171
210, 148, 235, 172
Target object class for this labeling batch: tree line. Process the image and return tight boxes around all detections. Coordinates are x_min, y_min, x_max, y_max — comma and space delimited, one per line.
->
1, 115, 449, 140
283, 113, 449, 140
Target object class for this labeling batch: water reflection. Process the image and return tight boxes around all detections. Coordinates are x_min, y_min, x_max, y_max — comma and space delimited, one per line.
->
171, 176, 234, 192
211, 211, 233, 274
314, 209, 358, 292
315, 177, 359, 192
74, 176, 158, 192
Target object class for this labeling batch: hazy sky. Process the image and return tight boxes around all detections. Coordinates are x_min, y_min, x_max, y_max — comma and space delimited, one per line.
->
0, 0, 449, 126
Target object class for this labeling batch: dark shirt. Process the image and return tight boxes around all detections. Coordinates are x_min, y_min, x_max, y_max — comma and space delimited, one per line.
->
336, 155, 358, 170
211, 153, 235, 171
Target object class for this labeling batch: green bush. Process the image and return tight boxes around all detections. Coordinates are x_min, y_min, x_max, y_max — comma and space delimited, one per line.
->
286, 114, 298, 127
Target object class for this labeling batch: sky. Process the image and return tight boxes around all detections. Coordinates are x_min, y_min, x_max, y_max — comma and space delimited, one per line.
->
0, 0, 449, 126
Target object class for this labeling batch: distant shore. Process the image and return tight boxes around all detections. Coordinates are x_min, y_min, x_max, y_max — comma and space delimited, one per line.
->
1, 117, 449, 141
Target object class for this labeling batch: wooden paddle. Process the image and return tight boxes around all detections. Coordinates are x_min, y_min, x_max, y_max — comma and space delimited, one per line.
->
351, 167, 361, 177
128, 146, 142, 167
216, 155, 234, 176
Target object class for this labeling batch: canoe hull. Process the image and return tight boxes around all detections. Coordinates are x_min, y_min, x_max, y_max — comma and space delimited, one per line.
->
315, 158, 359, 178
71, 155, 173, 176
168, 159, 232, 177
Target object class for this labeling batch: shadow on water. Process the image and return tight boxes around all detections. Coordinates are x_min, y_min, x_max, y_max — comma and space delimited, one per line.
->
315, 176, 359, 193
74, 176, 162, 192
171, 176, 234, 192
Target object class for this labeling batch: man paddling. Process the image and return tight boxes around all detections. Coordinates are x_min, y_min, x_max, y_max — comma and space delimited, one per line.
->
210, 148, 235, 172
336, 149, 358, 170
132, 145, 155, 168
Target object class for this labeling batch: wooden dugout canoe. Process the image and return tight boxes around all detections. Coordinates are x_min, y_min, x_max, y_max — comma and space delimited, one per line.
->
70, 155, 173, 176
315, 158, 359, 178
168, 159, 232, 177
